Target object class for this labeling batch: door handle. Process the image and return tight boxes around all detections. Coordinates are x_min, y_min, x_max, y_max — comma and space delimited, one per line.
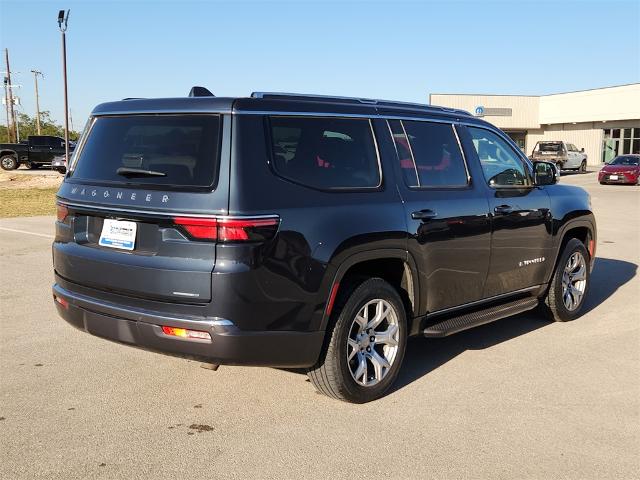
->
411, 209, 438, 221
494, 205, 513, 215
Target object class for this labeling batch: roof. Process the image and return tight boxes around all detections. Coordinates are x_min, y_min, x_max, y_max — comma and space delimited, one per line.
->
91, 91, 473, 120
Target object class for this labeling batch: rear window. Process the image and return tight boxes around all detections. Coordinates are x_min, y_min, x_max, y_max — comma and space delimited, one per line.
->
70, 115, 221, 189
536, 142, 563, 152
269, 116, 381, 189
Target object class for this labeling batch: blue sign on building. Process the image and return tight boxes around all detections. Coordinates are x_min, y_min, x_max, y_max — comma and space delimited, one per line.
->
474, 106, 485, 117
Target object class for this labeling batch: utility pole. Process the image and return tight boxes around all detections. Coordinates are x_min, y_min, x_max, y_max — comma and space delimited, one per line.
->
58, 10, 70, 162
3, 77, 9, 142
30, 70, 43, 135
4, 49, 16, 143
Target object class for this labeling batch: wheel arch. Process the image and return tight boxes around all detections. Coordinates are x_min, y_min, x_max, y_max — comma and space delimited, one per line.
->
549, 220, 596, 283
0, 149, 18, 159
319, 249, 420, 335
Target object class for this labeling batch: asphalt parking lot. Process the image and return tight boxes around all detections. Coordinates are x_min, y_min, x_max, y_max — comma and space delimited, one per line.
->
1, 172, 638, 480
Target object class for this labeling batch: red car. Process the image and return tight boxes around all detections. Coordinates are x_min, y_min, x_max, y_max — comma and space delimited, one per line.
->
598, 155, 640, 185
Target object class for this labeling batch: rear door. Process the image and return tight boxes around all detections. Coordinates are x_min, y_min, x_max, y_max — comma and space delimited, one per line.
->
54, 113, 229, 304
386, 118, 491, 314
462, 125, 553, 297
28, 136, 50, 164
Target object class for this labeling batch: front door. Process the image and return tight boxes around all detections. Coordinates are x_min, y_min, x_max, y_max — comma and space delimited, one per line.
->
462, 125, 554, 298
383, 118, 492, 314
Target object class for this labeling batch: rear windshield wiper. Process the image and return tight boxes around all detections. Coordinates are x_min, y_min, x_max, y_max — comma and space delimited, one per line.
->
116, 167, 167, 177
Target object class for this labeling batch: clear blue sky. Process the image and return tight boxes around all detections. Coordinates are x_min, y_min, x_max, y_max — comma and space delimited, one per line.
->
1, 0, 639, 128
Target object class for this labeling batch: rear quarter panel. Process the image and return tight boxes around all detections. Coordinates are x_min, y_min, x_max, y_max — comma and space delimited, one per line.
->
221, 114, 408, 332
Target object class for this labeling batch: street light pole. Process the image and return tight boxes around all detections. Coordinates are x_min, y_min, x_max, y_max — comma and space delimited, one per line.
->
30, 70, 43, 135
58, 10, 70, 162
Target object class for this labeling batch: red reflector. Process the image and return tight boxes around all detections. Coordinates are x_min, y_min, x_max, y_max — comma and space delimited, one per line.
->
325, 282, 340, 316
588, 239, 595, 257
56, 203, 69, 222
54, 295, 69, 309
161, 325, 211, 341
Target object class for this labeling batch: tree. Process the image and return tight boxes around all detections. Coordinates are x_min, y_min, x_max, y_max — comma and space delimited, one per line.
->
0, 111, 79, 143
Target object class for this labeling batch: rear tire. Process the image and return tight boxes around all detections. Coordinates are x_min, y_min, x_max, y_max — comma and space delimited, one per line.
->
307, 277, 407, 403
541, 238, 590, 322
0, 155, 18, 170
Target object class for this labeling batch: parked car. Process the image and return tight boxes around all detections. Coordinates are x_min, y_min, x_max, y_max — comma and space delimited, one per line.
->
51, 155, 67, 174
52, 90, 597, 403
598, 154, 640, 184
530, 141, 587, 172
0, 135, 74, 170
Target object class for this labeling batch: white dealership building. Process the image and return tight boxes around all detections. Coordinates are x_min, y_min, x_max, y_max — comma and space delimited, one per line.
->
430, 83, 640, 166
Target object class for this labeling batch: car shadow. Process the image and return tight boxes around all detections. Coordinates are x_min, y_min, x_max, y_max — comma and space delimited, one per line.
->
581, 257, 637, 314
391, 256, 636, 394
278, 257, 636, 396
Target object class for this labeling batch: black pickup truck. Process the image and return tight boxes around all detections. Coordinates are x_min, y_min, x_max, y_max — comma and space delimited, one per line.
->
0, 135, 74, 170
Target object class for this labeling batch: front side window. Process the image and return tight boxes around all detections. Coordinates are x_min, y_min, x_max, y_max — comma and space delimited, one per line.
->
269, 116, 380, 189
468, 127, 532, 188
70, 115, 221, 189
389, 120, 468, 188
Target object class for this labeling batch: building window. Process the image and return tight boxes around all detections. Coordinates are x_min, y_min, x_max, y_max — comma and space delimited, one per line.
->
602, 126, 640, 163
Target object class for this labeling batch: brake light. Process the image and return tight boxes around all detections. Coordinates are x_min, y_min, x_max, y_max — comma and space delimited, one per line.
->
173, 216, 279, 242
161, 325, 211, 341
56, 203, 69, 222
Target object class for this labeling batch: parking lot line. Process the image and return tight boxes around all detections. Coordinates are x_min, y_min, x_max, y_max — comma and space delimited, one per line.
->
0, 226, 54, 239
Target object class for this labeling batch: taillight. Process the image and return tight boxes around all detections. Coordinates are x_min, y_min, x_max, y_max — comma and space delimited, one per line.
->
173, 216, 279, 242
174, 217, 218, 240
56, 203, 69, 222
161, 325, 211, 341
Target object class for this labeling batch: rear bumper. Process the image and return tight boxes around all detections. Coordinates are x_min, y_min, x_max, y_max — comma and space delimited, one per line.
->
598, 172, 638, 184
52, 283, 324, 368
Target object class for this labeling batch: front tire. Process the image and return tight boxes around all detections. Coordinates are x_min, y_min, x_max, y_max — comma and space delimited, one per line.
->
541, 238, 590, 322
0, 155, 18, 170
307, 277, 407, 403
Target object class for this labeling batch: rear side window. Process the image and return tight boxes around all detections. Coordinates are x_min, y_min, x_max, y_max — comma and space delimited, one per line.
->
71, 115, 221, 189
269, 116, 380, 189
389, 120, 468, 188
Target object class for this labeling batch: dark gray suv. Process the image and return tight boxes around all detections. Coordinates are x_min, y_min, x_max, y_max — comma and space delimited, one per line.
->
53, 90, 596, 402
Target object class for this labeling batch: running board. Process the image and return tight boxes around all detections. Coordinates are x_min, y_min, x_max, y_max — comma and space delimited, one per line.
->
423, 297, 539, 338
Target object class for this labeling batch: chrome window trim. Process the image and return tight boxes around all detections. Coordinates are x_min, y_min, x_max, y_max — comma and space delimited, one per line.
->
452, 124, 473, 185
398, 120, 421, 187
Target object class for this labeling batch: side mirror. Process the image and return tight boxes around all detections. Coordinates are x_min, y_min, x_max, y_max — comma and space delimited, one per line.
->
533, 161, 559, 186
581, 148, 585, 153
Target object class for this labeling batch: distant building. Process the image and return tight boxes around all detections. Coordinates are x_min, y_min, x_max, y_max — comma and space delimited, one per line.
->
430, 83, 640, 165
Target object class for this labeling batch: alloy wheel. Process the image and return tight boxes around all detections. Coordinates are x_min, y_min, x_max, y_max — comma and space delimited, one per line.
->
346, 299, 400, 387
561, 252, 587, 311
